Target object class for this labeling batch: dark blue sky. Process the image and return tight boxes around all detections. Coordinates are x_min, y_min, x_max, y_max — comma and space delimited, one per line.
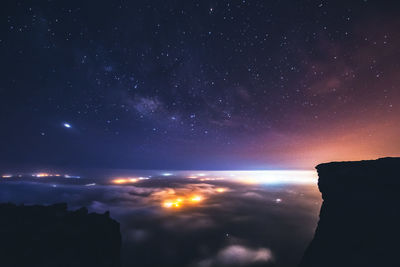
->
1, 0, 399, 169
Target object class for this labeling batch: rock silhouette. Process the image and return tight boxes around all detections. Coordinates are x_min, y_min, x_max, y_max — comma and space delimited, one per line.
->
299, 157, 400, 267
0, 203, 121, 267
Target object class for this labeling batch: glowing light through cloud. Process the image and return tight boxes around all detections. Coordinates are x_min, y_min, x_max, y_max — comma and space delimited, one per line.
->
34, 173, 51, 177
231, 170, 317, 184
186, 170, 317, 185
190, 195, 202, 202
199, 177, 225, 181
2, 170, 316, 213
163, 201, 174, 208
216, 188, 227, 193
0, 173, 81, 179
162, 195, 204, 209
163, 198, 183, 208
30, 173, 80, 178
145, 170, 316, 211
0, 169, 318, 215
64, 175, 81, 179
112, 177, 139, 184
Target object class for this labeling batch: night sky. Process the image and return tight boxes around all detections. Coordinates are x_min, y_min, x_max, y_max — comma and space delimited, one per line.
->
1, 0, 399, 170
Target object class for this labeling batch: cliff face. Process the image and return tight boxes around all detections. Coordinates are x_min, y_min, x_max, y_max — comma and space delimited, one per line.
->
0, 203, 121, 267
299, 157, 400, 267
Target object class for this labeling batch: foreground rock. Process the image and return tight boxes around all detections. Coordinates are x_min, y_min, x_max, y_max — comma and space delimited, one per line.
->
0, 203, 121, 267
299, 157, 400, 267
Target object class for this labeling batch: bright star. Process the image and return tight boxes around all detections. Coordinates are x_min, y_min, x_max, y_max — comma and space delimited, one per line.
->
63, 123, 72, 128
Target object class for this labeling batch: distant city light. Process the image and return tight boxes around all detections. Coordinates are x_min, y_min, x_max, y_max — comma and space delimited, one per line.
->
64, 175, 81, 179
112, 177, 139, 184
190, 195, 203, 202
2, 174, 12, 178
34, 173, 51, 177
162, 173, 173, 176
216, 188, 227, 193
30, 173, 80, 178
185, 170, 317, 185
162, 195, 204, 209
163, 201, 175, 208
199, 177, 225, 181
230, 170, 317, 184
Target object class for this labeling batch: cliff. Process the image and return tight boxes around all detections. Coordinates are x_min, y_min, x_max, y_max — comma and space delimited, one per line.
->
0, 203, 121, 267
299, 157, 400, 267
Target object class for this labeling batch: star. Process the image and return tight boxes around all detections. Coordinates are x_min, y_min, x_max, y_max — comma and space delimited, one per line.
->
63, 123, 72, 128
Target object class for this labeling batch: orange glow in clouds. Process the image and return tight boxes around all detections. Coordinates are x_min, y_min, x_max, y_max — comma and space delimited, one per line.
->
112, 177, 139, 184
163, 195, 204, 209
35, 173, 50, 177
190, 195, 202, 202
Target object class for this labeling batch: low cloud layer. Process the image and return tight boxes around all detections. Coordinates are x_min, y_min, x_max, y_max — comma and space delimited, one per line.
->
0, 176, 321, 267
195, 245, 273, 267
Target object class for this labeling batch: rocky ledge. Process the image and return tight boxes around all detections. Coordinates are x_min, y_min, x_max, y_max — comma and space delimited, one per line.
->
0, 203, 121, 267
299, 157, 400, 267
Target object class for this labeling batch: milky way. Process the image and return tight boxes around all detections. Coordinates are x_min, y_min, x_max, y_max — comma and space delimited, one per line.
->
1, 0, 399, 169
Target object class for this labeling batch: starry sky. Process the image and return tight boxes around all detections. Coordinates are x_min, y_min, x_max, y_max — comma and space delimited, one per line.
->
1, 0, 399, 170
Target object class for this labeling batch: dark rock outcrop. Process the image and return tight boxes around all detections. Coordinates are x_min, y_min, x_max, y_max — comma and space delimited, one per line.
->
0, 203, 121, 267
299, 157, 400, 267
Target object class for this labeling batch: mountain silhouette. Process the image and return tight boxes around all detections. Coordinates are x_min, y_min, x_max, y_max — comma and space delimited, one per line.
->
0, 203, 121, 267
299, 157, 400, 267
